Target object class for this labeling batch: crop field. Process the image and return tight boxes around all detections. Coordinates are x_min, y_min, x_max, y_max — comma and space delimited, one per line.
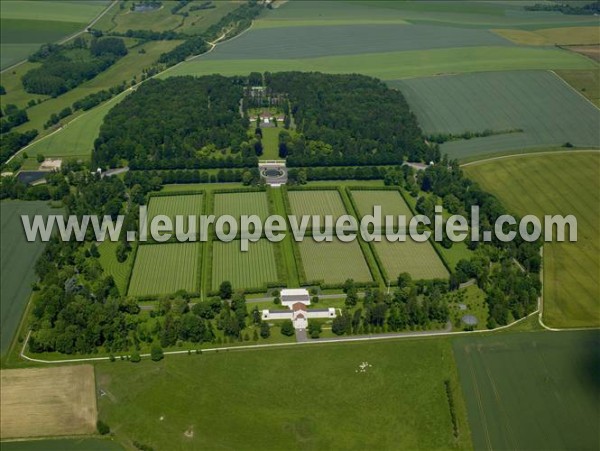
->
167, 45, 595, 81
454, 330, 600, 450
1, 438, 123, 451
96, 337, 472, 450
287, 190, 348, 223
0, 1, 108, 69
204, 24, 512, 60
128, 243, 200, 297
465, 152, 600, 328
0, 201, 58, 355
373, 239, 449, 282
97, 240, 134, 295
557, 69, 600, 107
393, 70, 600, 160
351, 190, 413, 227
147, 194, 203, 229
211, 239, 279, 290
1, 365, 97, 439
213, 191, 269, 220
493, 26, 600, 46
298, 238, 372, 285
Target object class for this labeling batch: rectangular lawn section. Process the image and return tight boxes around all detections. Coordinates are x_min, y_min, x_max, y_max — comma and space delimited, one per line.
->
211, 239, 279, 291
128, 243, 200, 297
391, 70, 600, 160
454, 330, 600, 450
351, 189, 413, 227
287, 190, 348, 224
147, 194, 203, 231
96, 338, 472, 450
213, 191, 269, 220
298, 238, 372, 285
373, 239, 449, 282
464, 152, 600, 328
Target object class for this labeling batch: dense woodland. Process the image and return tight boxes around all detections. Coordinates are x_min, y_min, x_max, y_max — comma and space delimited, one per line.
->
266, 72, 437, 165
93, 76, 251, 168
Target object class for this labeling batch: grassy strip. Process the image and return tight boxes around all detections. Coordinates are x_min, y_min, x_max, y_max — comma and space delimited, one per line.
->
270, 186, 301, 287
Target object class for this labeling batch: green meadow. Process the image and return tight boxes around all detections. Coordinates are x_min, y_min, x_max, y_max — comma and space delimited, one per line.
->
96, 337, 473, 450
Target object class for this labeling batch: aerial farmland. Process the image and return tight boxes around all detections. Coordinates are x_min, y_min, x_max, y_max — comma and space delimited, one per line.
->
0, 1, 598, 450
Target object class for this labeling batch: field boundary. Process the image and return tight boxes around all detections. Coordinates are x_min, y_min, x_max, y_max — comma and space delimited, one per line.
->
550, 69, 600, 111
460, 149, 600, 168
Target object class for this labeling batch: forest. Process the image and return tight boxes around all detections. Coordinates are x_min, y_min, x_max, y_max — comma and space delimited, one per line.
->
93, 76, 250, 168
266, 72, 436, 166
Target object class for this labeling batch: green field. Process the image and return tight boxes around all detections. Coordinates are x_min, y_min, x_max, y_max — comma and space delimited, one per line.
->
351, 189, 413, 226
392, 70, 600, 160
213, 191, 269, 221
0, 0, 109, 69
454, 330, 600, 450
97, 240, 134, 295
287, 190, 348, 223
166, 45, 595, 82
259, 127, 281, 160
96, 337, 472, 450
0, 201, 58, 355
298, 238, 372, 285
20, 90, 133, 161
204, 23, 512, 60
211, 239, 279, 291
128, 242, 200, 297
147, 194, 203, 229
464, 152, 600, 328
373, 239, 449, 282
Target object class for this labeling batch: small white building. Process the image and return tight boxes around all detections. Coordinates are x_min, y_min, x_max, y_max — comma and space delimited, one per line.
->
262, 298, 336, 331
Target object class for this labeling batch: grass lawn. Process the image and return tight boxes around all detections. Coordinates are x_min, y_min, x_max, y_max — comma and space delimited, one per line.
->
97, 240, 135, 295
128, 242, 201, 297
213, 191, 269, 221
464, 152, 600, 328
0, 200, 59, 355
259, 127, 281, 160
351, 189, 413, 225
372, 239, 449, 282
454, 330, 600, 450
393, 70, 600, 160
211, 239, 280, 291
298, 238, 373, 285
96, 337, 472, 450
147, 193, 204, 229
287, 189, 348, 222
